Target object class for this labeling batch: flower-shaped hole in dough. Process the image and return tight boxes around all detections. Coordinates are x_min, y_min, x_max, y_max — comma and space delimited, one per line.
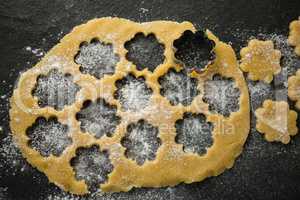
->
288, 17, 300, 56
240, 39, 281, 83
125, 33, 165, 72
288, 69, 300, 110
255, 100, 298, 144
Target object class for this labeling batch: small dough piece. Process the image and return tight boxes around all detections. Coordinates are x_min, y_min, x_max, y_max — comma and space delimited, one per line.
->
240, 39, 281, 83
288, 17, 300, 56
255, 100, 298, 144
288, 69, 300, 110
9, 18, 250, 194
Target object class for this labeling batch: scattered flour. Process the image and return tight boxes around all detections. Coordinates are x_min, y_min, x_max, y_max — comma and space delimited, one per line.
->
71, 145, 113, 192
246, 34, 299, 108
121, 120, 161, 165
3, 28, 298, 199
247, 80, 274, 113
25, 46, 45, 57
114, 74, 152, 112
253, 33, 300, 88
33, 69, 80, 110
46, 186, 174, 200
237, 33, 300, 135
0, 133, 31, 176
159, 69, 199, 106
203, 75, 240, 117
255, 33, 300, 76
47, 193, 80, 200
139, 8, 149, 13
76, 98, 121, 139
75, 40, 120, 79
26, 117, 72, 157
175, 112, 213, 155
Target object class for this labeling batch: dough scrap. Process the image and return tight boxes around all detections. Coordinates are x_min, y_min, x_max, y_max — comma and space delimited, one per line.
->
240, 39, 281, 83
288, 17, 300, 56
9, 17, 250, 194
288, 69, 300, 110
255, 100, 298, 144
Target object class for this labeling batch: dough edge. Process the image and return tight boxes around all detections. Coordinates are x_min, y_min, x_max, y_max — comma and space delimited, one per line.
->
9, 17, 250, 194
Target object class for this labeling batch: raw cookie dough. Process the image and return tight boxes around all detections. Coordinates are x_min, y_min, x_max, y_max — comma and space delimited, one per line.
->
255, 100, 298, 144
9, 17, 250, 194
288, 69, 300, 110
288, 17, 300, 56
240, 39, 281, 83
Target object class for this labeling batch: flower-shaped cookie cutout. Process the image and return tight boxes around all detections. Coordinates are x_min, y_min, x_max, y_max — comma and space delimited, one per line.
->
288, 69, 300, 109
240, 39, 281, 83
288, 17, 300, 56
255, 100, 298, 144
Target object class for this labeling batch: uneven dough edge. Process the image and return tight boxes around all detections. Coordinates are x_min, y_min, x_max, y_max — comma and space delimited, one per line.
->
9, 17, 250, 194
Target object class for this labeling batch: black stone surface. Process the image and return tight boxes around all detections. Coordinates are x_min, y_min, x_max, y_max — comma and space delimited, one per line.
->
0, 0, 300, 199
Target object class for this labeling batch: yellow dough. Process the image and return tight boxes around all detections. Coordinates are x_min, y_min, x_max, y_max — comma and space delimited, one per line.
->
255, 100, 298, 144
288, 17, 300, 56
288, 69, 300, 110
9, 17, 250, 194
240, 39, 281, 83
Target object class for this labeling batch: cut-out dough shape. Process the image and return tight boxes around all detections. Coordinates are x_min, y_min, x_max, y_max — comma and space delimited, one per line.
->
9, 17, 250, 194
255, 100, 298, 144
288, 17, 300, 56
240, 39, 281, 83
288, 69, 300, 110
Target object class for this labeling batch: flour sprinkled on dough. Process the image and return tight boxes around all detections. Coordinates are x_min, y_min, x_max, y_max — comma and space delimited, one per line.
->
9, 18, 250, 194
255, 33, 300, 85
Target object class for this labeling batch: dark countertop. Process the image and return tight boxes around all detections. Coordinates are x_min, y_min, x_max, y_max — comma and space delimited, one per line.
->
0, 0, 300, 199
